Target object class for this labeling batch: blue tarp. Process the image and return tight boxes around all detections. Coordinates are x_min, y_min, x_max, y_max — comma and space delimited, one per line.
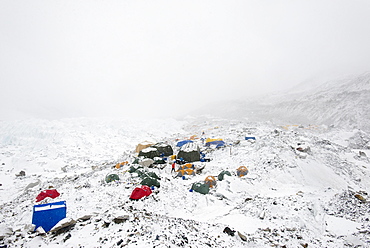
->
245, 137, 256, 140
32, 201, 66, 232
176, 140, 193, 147
205, 140, 225, 148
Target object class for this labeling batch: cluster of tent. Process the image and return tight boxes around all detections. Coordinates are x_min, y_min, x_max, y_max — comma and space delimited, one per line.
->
190, 166, 249, 195
128, 166, 161, 200
104, 165, 161, 200
136, 140, 204, 164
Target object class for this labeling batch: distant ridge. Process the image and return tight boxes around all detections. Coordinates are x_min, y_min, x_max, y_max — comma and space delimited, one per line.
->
193, 72, 370, 132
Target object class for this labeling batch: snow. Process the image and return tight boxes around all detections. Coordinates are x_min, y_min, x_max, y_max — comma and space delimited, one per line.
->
1, 73, 370, 247
0, 116, 369, 247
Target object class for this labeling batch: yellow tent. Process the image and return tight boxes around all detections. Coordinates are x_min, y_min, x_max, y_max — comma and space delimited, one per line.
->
135, 141, 154, 153
178, 163, 194, 170
115, 161, 128, 169
205, 138, 223, 143
204, 176, 217, 188
236, 166, 248, 177
177, 169, 195, 176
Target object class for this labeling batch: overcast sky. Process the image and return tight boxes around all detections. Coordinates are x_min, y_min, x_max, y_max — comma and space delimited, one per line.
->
1, 0, 370, 119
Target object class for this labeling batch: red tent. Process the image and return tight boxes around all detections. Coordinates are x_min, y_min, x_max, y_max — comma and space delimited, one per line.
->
36, 189, 60, 202
130, 185, 152, 200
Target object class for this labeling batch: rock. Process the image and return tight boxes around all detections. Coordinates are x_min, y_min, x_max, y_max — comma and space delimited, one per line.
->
35, 226, 46, 235
354, 194, 366, 202
237, 231, 248, 241
63, 233, 71, 242
259, 210, 266, 219
0, 225, 13, 240
359, 151, 367, 157
113, 215, 130, 224
24, 180, 41, 191
16, 171, 26, 177
223, 227, 235, 236
24, 224, 36, 233
77, 215, 92, 222
117, 239, 124, 246
50, 218, 76, 235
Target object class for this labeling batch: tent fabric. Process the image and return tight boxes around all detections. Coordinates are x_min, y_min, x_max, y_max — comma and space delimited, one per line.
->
152, 143, 173, 156
205, 138, 223, 143
146, 172, 161, 180
204, 176, 217, 188
32, 201, 67, 232
236, 166, 249, 177
245, 137, 256, 140
176, 140, 193, 147
205, 140, 226, 148
128, 165, 144, 173
176, 169, 195, 177
105, 174, 120, 183
178, 163, 194, 170
153, 158, 166, 164
218, 171, 232, 181
141, 177, 160, 188
177, 142, 200, 162
191, 182, 210, 195
115, 161, 128, 169
139, 158, 154, 167
138, 147, 160, 159
35, 189, 61, 202
130, 185, 152, 200
135, 141, 154, 153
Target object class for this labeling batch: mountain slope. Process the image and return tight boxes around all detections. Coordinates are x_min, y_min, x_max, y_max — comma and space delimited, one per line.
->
195, 72, 370, 132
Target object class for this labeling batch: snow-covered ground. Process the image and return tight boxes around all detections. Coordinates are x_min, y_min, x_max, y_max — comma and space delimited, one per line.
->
0, 116, 369, 247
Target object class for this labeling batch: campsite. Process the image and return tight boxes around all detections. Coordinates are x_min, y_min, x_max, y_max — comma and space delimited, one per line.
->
0, 114, 369, 247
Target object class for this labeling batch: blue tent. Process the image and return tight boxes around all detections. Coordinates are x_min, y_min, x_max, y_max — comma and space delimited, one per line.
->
32, 201, 66, 232
205, 140, 225, 148
245, 137, 256, 140
176, 140, 193, 147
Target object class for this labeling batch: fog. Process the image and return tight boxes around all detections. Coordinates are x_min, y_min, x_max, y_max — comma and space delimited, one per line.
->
1, 0, 370, 120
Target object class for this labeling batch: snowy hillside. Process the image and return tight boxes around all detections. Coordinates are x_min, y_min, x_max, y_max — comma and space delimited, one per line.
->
0, 115, 369, 247
196, 72, 370, 132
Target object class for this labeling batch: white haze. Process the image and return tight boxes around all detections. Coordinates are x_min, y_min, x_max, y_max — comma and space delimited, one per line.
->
1, 0, 370, 119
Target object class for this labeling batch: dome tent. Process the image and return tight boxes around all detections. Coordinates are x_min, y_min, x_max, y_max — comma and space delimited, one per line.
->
141, 177, 160, 188
135, 141, 154, 153
176, 140, 193, 147
130, 185, 152, 200
152, 142, 173, 156
138, 147, 160, 159
191, 182, 210, 195
218, 171, 232, 181
177, 142, 201, 163
105, 174, 120, 183
236, 166, 248, 177
204, 176, 217, 188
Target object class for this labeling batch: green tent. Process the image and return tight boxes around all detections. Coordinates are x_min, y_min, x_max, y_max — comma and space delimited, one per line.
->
218, 171, 232, 181
105, 174, 120, 183
128, 166, 143, 173
147, 172, 160, 180
191, 182, 210, 195
141, 177, 160, 188
153, 158, 166, 164
177, 142, 201, 162
138, 147, 160, 159
152, 142, 173, 156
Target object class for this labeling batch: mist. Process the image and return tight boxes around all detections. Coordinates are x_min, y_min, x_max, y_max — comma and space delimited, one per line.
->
1, 0, 370, 120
